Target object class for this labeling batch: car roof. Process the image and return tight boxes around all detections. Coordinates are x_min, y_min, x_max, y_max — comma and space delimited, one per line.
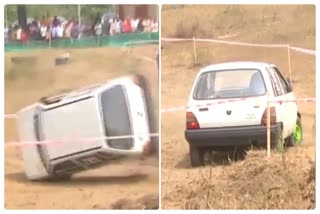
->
200, 61, 272, 73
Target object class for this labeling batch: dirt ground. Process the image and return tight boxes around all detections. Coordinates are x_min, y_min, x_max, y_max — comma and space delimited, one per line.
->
161, 5, 315, 209
4, 45, 159, 209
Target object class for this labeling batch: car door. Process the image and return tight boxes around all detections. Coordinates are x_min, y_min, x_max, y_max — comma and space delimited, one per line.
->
265, 66, 286, 132
271, 66, 297, 137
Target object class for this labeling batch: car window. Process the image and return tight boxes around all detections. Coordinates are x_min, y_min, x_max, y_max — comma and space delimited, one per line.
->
193, 73, 209, 99
266, 68, 283, 97
100, 85, 133, 150
193, 69, 266, 100
272, 66, 291, 94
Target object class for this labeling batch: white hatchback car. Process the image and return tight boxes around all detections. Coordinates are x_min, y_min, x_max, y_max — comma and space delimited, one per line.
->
17, 74, 157, 180
185, 61, 303, 166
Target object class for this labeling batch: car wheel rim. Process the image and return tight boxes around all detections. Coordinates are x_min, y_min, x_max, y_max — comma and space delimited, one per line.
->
293, 123, 302, 145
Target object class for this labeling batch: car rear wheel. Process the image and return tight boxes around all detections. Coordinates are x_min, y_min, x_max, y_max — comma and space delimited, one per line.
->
286, 117, 303, 147
189, 145, 205, 167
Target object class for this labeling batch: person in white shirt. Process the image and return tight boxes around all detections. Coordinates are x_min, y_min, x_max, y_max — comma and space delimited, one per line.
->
152, 20, 158, 32
130, 18, 135, 31
57, 24, 64, 38
109, 20, 116, 36
133, 18, 140, 32
51, 26, 58, 39
131, 17, 139, 32
4, 27, 9, 43
143, 19, 151, 32
107, 18, 113, 35
40, 25, 47, 39
115, 19, 122, 34
94, 21, 102, 37
16, 26, 22, 40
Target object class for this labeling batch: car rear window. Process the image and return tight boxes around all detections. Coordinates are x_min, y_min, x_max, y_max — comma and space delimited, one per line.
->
193, 69, 266, 100
100, 85, 133, 149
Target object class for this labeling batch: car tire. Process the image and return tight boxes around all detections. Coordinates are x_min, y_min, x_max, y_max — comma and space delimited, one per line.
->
189, 145, 204, 167
286, 117, 303, 147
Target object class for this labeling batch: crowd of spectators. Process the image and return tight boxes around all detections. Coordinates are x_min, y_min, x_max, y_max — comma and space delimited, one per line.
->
4, 14, 159, 44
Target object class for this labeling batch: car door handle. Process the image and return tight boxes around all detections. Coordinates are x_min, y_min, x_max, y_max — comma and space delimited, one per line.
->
199, 108, 208, 112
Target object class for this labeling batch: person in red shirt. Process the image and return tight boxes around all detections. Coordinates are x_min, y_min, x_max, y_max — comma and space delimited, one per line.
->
126, 17, 132, 33
122, 17, 132, 33
21, 29, 28, 44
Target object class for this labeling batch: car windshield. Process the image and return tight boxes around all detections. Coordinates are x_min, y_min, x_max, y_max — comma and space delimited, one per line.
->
100, 85, 133, 150
193, 69, 266, 100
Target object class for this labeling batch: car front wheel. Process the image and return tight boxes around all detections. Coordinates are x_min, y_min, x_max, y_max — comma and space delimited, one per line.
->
189, 145, 205, 167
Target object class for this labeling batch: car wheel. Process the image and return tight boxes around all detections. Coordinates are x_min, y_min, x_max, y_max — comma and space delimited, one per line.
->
189, 145, 204, 167
286, 117, 303, 147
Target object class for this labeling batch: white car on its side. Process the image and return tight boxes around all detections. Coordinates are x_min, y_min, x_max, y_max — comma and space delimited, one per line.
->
185, 61, 303, 166
17, 74, 157, 181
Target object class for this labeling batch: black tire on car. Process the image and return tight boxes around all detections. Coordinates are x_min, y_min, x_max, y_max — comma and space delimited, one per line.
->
189, 145, 205, 167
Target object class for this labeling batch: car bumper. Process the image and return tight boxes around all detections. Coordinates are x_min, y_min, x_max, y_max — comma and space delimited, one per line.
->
185, 123, 281, 148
